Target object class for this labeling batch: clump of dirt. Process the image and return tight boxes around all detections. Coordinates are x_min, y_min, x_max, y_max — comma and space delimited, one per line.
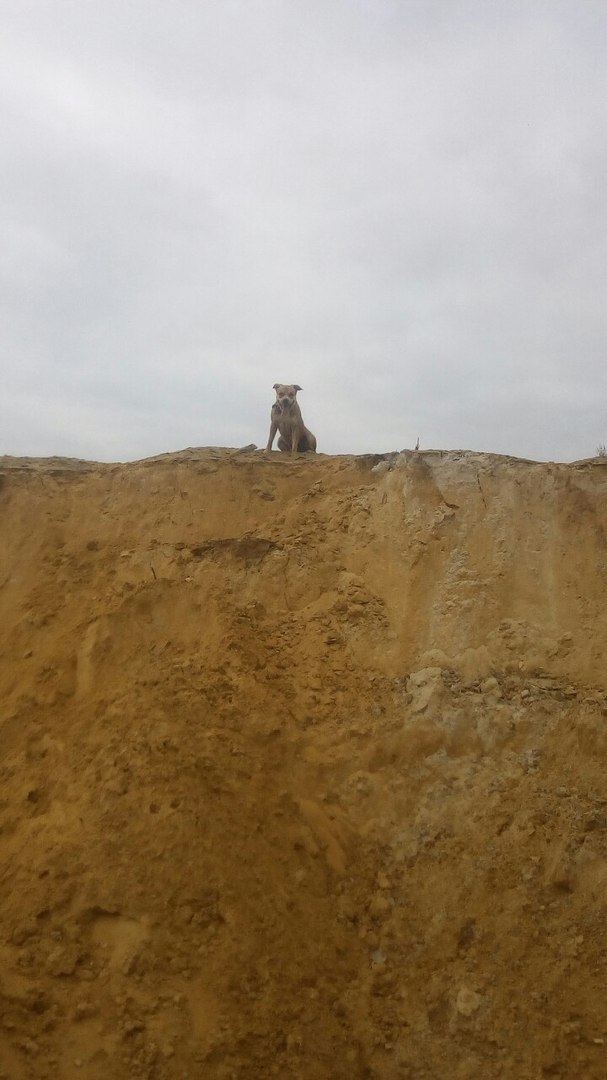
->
1, 446, 607, 1079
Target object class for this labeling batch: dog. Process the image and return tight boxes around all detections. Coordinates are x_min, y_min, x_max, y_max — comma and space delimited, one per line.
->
265, 384, 317, 454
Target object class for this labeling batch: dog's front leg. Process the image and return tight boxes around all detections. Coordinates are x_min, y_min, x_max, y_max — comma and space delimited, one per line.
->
266, 421, 278, 451
291, 427, 300, 454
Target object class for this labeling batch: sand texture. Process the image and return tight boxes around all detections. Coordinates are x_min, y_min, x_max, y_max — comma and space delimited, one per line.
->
1, 446, 607, 1078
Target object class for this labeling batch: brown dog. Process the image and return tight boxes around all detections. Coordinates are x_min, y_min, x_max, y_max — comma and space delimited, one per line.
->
265, 384, 317, 454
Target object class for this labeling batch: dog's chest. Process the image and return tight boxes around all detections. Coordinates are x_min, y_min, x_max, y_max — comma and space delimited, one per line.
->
273, 404, 300, 432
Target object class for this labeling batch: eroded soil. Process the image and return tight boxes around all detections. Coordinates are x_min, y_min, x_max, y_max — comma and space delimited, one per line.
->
1, 447, 607, 1079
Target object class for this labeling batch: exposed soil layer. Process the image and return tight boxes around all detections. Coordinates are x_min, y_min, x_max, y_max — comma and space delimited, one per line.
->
1, 446, 607, 1079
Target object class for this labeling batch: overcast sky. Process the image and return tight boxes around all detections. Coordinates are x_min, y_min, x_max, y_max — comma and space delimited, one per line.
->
2, 0, 606, 462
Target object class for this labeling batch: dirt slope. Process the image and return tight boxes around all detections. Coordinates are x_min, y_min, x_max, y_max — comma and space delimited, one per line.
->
1, 446, 607, 1080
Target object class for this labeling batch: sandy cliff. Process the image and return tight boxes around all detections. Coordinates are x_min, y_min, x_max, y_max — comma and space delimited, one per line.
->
1, 447, 607, 1079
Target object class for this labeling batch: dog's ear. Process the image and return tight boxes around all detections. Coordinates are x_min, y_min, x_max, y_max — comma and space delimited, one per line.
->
272, 383, 280, 390
294, 385, 302, 392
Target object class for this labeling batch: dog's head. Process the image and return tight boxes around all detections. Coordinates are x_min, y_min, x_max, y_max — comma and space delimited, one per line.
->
273, 383, 302, 412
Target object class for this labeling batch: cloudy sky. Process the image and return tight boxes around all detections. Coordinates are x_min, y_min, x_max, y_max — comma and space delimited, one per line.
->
2, 0, 606, 462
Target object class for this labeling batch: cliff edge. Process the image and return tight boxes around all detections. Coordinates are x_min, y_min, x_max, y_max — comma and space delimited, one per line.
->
1, 447, 607, 1078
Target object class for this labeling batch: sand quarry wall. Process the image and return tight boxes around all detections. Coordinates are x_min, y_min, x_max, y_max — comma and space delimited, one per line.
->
0, 446, 607, 1080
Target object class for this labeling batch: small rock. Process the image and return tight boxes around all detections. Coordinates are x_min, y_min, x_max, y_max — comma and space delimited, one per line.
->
368, 894, 392, 918
122, 1019, 145, 1037
73, 1002, 96, 1021
47, 945, 79, 977
456, 986, 484, 1016
19, 1039, 39, 1055
480, 677, 501, 697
